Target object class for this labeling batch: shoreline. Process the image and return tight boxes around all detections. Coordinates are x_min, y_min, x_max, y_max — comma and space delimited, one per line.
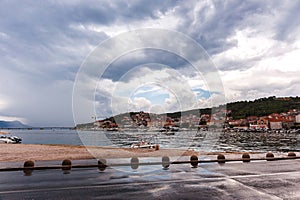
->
1, 144, 296, 163
0, 144, 198, 162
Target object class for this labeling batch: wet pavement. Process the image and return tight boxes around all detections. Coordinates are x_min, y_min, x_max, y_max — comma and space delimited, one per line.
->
0, 158, 300, 199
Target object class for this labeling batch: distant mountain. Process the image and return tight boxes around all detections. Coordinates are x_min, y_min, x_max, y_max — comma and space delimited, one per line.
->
0, 120, 29, 128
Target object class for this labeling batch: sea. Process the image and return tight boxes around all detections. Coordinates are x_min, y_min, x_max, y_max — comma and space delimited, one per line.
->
2, 129, 300, 153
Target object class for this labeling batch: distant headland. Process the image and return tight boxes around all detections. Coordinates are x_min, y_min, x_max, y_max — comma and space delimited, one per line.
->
0, 120, 29, 129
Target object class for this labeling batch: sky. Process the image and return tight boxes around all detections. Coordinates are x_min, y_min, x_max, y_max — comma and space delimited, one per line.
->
0, 0, 300, 126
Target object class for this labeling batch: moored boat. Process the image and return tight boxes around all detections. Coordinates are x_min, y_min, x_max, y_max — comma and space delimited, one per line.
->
0, 136, 22, 144
130, 140, 159, 149
163, 131, 175, 135
0, 132, 22, 144
159, 126, 179, 135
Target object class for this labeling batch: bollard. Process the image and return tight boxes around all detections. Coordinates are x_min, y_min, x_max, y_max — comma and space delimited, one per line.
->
242, 153, 251, 162
24, 160, 35, 168
62, 159, 72, 173
217, 154, 226, 164
155, 144, 160, 150
266, 152, 275, 161
131, 157, 139, 170
288, 152, 296, 158
98, 158, 107, 171
162, 156, 170, 169
62, 159, 72, 170
23, 160, 34, 176
190, 155, 198, 168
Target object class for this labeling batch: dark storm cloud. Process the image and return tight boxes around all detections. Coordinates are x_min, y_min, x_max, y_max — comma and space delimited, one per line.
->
0, 0, 299, 125
0, 0, 178, 125
102, 49, 190, 81
170, 0, 300, 74
274, 1, 300, 42
0, 0, 177, 81
175, 0, 272, 55
75, 0, 174, 24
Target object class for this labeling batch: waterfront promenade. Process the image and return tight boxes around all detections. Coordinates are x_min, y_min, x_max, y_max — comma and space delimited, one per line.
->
0, 144, 300, 200
0, 157, 300, 199
0, 143, 300, 199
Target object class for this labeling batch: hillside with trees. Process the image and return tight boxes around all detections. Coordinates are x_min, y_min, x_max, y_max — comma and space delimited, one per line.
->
76, 96, 300, 128
163, 96, 300, 120
226, 96, 300, 119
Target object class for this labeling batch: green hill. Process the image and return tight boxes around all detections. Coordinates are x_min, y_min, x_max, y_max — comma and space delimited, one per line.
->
76, 96, 300, 127
227, 96, 300, 119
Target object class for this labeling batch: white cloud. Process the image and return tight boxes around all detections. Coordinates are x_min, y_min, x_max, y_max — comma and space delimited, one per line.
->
92, 66, 201, 119
258, 47, 300, 72
129, 97, 152, 111
214, 28, 271, 66
221, 66, 300, 103
0, 115, 27, 123
0, 32, 9, 39
0, 98, 8, 111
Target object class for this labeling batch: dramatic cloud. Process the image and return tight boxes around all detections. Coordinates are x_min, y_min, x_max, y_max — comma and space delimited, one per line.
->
0, 0, 299, 126
94, 66, 199, 120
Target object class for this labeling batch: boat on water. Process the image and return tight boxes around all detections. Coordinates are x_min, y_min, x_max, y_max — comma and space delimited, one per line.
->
106, 127, 119, 131
163, 131, 175, 135
130, 140, 159, 149
0, 132, 22, 144
159, 127, 176, 135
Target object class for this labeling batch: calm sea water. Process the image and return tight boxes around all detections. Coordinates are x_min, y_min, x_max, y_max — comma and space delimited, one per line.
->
3, 129, 300, 152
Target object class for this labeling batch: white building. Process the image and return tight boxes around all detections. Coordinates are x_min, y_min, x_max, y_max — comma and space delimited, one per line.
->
296, 114, 300, 123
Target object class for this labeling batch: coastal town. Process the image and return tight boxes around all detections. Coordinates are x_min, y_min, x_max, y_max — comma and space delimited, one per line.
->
89, 109, 300, 133
76, 97, 300, 133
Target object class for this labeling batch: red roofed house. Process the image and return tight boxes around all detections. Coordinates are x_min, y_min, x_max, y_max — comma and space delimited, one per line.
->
249, 117, 268, 130
282, 116, 295, 129
268, 115, 283, 130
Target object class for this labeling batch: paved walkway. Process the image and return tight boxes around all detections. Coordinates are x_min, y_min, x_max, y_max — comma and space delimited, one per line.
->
0, 158, 300, 199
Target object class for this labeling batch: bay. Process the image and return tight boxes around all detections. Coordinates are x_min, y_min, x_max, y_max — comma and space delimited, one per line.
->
2, 129, 300, 152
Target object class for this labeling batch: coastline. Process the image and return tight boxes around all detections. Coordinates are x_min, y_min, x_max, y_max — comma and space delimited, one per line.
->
1, 144, 296, 163
0, 144, 198, 162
